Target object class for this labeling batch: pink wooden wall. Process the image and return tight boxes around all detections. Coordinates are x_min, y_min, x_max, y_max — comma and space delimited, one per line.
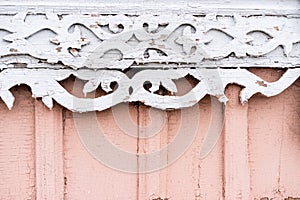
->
0, 69, 299, 199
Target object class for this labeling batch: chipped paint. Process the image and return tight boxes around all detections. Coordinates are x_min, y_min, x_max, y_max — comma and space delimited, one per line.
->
0, 67, 298, 112
0, 3, 299, 112
0, 13, 299, 69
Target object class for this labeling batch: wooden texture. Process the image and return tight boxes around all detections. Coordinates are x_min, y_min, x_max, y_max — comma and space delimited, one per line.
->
0, 13, 299, 68
0, 86, 35, 199
34, 101, 64, 200
0, 68, 299, 113
224, 85, 251, 199
0, 1, 299, 199
248, 69, 300, 200
0, 75, 299, 199
63, 107, 138, 200
0, 10, 299, 112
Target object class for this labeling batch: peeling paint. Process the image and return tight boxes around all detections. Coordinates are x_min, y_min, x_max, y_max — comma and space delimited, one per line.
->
0, 5, 298, 112
0, 67, 298, 112
0, 13, 298, 69
256, 80, 267, 87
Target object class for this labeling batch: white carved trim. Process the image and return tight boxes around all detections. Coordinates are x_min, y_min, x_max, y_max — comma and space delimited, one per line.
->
0, 67, 299, 112
0, 13, 299, 69
0, 6, 299, 112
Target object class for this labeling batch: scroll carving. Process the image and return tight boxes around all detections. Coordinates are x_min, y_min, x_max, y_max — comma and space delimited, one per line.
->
0, 13, 299, 111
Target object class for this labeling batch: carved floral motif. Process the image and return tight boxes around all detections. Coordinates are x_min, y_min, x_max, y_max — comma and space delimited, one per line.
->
0, 13, 299, 112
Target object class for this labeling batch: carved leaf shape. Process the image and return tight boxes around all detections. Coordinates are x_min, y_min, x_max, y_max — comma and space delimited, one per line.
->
205, 29, 234, 48
161, 79, 177, 93
100, 80, 114, 93
149, 82, 160, 93
83, 79, 101, 95
83, 78, 116, 95
246, 31, 272, 46
149, 79, 177, 93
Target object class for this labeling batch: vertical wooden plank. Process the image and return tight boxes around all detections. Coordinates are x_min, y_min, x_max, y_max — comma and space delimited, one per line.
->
35, 100, 64, 200
165, 96, 224, 200
60, 77, 138, 200
278, 79, 300, 197
248, 70, 300, 199
136, 77, 224, 200
248, 82, 285, 198
137, 95, 224, 199
0, 86, 35, 199
197, 97, 224, 200
224, 85, 251, 200
137, 105, 169, 200
63, 106, 138, 200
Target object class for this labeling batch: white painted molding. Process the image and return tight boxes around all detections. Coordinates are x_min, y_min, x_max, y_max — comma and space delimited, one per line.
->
0, 2, 299, 112
0, 13, 299, 69
0, 67, 299, 112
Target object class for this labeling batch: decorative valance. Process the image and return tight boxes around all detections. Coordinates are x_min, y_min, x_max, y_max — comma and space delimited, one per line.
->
0, 2, 299, 112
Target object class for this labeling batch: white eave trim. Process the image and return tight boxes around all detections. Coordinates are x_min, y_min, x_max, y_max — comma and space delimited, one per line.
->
0, 1, 299, 112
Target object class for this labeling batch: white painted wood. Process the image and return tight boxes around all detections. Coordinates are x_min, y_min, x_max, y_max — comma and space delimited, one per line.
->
0, 0, 299, 15
0, 67, 299, 112
0, 1, 299, 112
0, 13, 299, 69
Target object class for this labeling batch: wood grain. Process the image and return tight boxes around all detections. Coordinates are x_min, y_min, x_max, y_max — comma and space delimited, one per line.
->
0, 72, 299, 200
248, 70, 300, 199
224, 85, 251, 200
63, 106, 138, 200
0, 86, 35, 199
34, 100, 64, 200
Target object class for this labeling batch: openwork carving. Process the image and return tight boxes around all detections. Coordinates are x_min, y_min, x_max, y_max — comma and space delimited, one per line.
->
0, 67, 299, 112
0, 13, 299, 111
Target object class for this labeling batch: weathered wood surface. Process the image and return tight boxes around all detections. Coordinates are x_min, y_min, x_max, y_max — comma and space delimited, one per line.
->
0, 86, 35, 200
0, 14, 299, 69
0, 73, 299, 199
0, 1, 299, 199
35, 101, 64, 200
0, 7, 299, 112
1, 68, 299, 113
0, 0, 299, 15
